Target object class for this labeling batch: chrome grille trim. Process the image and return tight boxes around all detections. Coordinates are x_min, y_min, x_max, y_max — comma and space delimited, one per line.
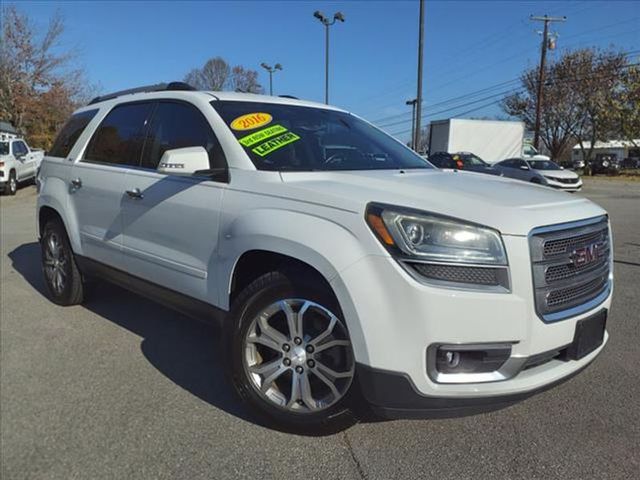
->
529, 215, 611, 322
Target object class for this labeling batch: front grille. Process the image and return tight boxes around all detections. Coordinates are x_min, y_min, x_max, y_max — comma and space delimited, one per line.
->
544, 246, 609, 282
555, 177, 579, 184
530, 216, 611, 321
547, 276, 608, 307
406, 262, 509, 289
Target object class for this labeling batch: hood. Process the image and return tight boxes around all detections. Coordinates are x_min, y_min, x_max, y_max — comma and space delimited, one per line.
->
538, 169, 579, 179
464, 165, 503, 176
279, 169, 604, 236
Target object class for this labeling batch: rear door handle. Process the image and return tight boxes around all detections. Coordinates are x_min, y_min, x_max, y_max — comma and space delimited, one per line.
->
71, 178, 82, 188
125, 188, 144, 199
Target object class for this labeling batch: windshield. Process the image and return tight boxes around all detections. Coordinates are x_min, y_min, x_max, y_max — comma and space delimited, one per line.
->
529, 160, 561, 170
457, 153, 489, 167
212, 101, 432, 171
0, 142, 8, 155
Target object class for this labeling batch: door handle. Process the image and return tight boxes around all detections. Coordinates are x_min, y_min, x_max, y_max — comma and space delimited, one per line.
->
71, 178, 82, 188
125, 188, 144, 199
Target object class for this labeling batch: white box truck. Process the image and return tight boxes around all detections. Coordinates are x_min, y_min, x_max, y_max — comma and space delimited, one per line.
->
428, 118, 526, 163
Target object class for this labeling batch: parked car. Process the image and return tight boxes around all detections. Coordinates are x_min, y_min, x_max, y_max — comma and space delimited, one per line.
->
427, 151, 502, 176
494, 158, 582, 192
0, 138, 44, 195
589, 154, 621, 175
621, 157, 640, 169
37, 83, 612, 434
573, 158, 586, 170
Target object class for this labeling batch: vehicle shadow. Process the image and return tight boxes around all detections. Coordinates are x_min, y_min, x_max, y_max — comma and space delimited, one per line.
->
9, 242, 505, 434
8, 242, 262, 428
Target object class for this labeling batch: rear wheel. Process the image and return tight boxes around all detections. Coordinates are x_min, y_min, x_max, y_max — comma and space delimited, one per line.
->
226, 271, 357, 434
41, 218, 84, 305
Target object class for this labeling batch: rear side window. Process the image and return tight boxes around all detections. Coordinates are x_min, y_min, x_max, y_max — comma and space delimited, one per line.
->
49, 109, 98, 158
83, 102, 154, 166
140, 101, 225, 170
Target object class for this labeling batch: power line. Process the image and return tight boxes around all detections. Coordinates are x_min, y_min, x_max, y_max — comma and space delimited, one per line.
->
385, 63, 640, 137
372, 49, 640, 130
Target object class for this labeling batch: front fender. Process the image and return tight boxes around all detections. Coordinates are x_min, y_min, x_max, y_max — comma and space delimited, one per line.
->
218, 208, 369, 304
215, 207, 373, 358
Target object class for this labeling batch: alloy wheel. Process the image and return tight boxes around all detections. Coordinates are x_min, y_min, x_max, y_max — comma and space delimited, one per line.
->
243, 298, 354, 413
43, 232, 67, 295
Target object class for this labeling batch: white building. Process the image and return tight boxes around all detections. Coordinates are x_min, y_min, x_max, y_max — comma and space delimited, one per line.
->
572, 139, 640, 162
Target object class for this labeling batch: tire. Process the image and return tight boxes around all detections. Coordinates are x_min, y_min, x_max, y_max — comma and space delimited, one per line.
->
41, 218, 84, 306
530, 177, 542, 184
225, 270, 358, 435
6, 171, 17, 195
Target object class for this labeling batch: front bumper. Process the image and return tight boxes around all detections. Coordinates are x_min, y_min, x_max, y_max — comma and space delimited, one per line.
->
545, 177, 583, 191
331, 234, 612, 414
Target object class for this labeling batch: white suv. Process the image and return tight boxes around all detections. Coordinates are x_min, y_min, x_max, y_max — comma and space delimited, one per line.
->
37, 83, 613, 434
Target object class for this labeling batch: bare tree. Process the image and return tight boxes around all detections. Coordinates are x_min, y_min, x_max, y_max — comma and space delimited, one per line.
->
184, 57, 230, 90
502, 48, 630, 161
1, 6, 90, 148
229, 66, 263, 93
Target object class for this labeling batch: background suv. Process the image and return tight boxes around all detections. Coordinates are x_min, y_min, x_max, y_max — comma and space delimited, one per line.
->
37, 83, 612, 434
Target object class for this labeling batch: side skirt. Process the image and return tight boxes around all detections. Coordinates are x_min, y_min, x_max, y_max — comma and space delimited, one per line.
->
75, 255, 228, 326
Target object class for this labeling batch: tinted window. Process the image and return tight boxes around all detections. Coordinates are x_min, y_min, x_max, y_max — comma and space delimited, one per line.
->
84, 102, 153, 166
529, 160, 561, 170
429, 152, 455, 168
0, 142, 8, 155
212, 101, 431, 171
49, 109, 98, 158
13, 141, 27, 156
141, 101, 225, 170
499, 159, 517, 168
457, 153, 488, 166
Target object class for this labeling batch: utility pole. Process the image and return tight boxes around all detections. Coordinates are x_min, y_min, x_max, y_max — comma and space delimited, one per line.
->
313, 11, 345, 104
530, 14, 566, 150
406, 98, 417, 150
260, 63, 283, 96
415, 0, 425, 152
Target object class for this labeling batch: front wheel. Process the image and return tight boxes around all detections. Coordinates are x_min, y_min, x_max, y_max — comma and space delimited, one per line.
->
226, 271, 357, 434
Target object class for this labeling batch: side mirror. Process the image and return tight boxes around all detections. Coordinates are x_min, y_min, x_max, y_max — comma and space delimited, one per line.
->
157, 147, 210, 176
560, 166, 564, 170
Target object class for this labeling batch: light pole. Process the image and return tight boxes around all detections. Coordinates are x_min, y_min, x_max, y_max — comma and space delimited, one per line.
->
260, 63, 283, 96
406, 99, 418, 150
313, 10, 345, 104
414, 0, 425, 152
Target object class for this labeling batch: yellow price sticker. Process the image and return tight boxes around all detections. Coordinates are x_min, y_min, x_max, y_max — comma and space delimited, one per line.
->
230, 112, 273, 131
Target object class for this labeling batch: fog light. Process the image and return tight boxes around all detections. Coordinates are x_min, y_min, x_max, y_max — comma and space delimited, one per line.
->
435, 344, 511, 374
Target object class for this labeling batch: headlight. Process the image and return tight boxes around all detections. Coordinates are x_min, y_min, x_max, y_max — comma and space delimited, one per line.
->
366, 203, 509, 290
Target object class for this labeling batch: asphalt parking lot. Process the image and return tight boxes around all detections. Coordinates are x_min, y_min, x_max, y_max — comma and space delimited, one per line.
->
1, 178, 639, 480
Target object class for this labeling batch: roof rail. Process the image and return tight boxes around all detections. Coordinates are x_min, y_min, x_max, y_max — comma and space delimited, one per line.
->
88, 82, 196, 105
278, 95, 299, 100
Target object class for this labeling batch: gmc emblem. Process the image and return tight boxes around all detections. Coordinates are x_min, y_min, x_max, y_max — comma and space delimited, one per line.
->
570, 243, 601, 267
